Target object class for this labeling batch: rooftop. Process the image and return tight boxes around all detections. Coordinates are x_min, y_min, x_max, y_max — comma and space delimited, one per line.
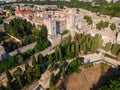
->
16, 10, 32, 15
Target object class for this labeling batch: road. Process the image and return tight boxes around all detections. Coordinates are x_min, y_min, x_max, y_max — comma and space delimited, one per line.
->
103, 57, 120, 66
82, 53, 120, 67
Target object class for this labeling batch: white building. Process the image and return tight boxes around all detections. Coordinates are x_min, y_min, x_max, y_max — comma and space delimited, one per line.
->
44, 19, 57, 38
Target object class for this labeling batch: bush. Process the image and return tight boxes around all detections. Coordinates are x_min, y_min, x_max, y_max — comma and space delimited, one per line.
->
62, 30, 69, 35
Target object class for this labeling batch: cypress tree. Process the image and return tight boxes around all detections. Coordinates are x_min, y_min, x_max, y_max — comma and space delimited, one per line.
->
67, 44, 71, 54
25, 62, 29, 71
55, 50, 59, 61
6, 70, 12, 82
37, 54, 43, 64
117, 52, 120, 58
67, 35, 71, 44
59, 47, 63, 62
76, 42, 79, 56
105, 42, 112, 52
7, 81, 14, 90
17, 75, 23, 88
35, 64, 41, 78
61, 67, 65, 78
71, 44, 75, 54
32, 56, 37, 67
74, 33, 79, 42
50, 74, 55, 87
0, 85, 5, 90
111, 43, 120, 55
26, 71, 32, 84
49, 54, 53, 65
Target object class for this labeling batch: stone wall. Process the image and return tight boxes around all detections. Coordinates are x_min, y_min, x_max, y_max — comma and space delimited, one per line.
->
8, 42, 37, 56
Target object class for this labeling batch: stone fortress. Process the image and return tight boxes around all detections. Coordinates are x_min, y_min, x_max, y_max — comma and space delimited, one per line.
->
1, 3, 120, 60
13, 4, 120, 46
14, 5, 87, 46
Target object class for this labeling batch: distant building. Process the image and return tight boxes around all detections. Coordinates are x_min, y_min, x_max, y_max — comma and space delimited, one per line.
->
15, 10, 32, 18
78, 0, 119, 3
5, 6, 119, 46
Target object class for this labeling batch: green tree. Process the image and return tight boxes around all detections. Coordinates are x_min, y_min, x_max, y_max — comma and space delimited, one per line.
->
111, 43, 120, 55
17, 75, 23, 88
32, 56, 37, 67
17, 55, 23, 64
35, 64, 41, 78
74, 33, 79, 42
50, 74, 55, 87
7, 81, 14, 90
96, 20, 104, 30
25, 62, 30, 71
117, 52, 120, 58
37, 54, 43, 64
13, 67, 23, 88
110, 23, 116, 30
104, 21, 109, 28
6, 70, 12, 82
9, 8, 15, 15
104, 42, 112, 52
67, 44, 71, 54
61, 67, 65, 77
0, 17, 3, 24
71, 44, 75, 54
26, 66, 33, 84
75, 42, 79, 56
34, 45, 41, 53
49, 54, 53, 65
0, 85, 5, 90
84, 15, 93, 25
55, 50, 59, 61
59, 47, 63, 63
67, 35, 71, 44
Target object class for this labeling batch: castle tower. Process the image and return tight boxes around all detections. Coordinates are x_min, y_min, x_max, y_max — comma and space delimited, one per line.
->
67, 8, 76, 38
44, 19, 57, 38
44, 18, 61, 47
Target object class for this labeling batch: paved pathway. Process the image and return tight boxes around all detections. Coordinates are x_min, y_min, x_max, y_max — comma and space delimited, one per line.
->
82, 54, 120, 67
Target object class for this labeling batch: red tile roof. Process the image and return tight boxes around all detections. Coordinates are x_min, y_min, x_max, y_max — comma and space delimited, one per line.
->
16, 10, 31, 15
